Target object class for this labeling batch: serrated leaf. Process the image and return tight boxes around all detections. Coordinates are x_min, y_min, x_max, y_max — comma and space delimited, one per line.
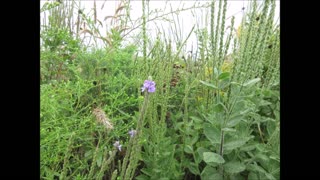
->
184, 145, 193, 154
201, 166, 223, 180
199, 80, 218, 89
203, 152, 225, 164
243, 78, 261, 87
203, 124, 220, 144
224, 139, 248, 151
223, 161, 246, 174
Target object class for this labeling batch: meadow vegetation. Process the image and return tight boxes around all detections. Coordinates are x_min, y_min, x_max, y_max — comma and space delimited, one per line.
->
40, 0, 280, 179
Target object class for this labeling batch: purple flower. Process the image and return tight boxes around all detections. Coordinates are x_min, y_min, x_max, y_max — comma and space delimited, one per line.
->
113, 141, 122, 151
141, 80, 156, 93
128, 129, 137, 138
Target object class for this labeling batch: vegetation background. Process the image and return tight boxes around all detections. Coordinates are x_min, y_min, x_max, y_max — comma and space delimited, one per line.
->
40, 0, 280, 179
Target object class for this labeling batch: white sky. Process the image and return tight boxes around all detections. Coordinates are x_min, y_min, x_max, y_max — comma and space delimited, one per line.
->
41, 0, 279, 55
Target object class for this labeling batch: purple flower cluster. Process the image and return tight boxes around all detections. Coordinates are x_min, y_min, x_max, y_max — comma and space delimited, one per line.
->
112, 130, 138, 152
113, 141, 122, 151
128, 129, 137, 138
141, 80, 156, 93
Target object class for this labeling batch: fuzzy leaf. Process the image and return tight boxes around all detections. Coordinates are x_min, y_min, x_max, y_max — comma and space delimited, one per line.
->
187, 162, 200, 175
243, 78, 261, 87
203, 152, 225, 164
201, 166, 223, 180
224, 139, 248, 151
184, 145, 193, 154
227, 115, 243, 127
223, 161, 246, 174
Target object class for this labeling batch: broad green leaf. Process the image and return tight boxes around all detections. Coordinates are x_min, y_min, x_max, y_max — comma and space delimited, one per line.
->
224, 139, 248, 151
190, 116, 203, 123
227, 115, 243, 127
218, 72, 230, 80
203, 124, 220, 144
240, 144, 256, 151
191, 133, 199, 144
201, 166, 223, 180
199, 80, 218, 89
203, 152, 225, 164
255, 153, 269, 162
197, 147, 211, 161
246, 164, 267, 174
243, 78, 261, 87
187, 162, 200, 175
223, 161, 246, 174
184, 145, 193, 154
222, 128, 236, 132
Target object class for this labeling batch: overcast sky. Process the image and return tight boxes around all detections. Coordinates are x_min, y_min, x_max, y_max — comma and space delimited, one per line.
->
41, 0, 279, 54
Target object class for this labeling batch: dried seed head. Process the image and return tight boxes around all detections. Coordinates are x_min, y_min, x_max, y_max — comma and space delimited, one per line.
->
92, 108, 113, 130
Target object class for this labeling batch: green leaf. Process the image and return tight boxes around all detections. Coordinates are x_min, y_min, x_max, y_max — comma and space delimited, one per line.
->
201, 166, 223, 180
197, 147, 211, 161
243, 78, 261, 87
264, 172, 277, 180
255, 153, 269, 162
224, 139, 248, 151
246, 164, 267, 174
203, 152, 225, 164
187, 162, 200, 175
218, 72, 230, 80
227, 115, 243, 127
223, 161, 246, 174
96, 155, 102, 167
240, 144, 256, 151
184, 145, 193, 154
203, 124, 220, 144
199, 80, 218, 89
190, 116, 203, 123
222, 128, 236, 132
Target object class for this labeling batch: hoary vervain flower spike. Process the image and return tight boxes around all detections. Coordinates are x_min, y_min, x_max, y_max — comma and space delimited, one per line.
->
141, 80, 156, 93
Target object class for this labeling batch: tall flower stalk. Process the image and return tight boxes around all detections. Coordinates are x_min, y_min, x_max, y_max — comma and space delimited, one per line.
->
120, 78, 155, 180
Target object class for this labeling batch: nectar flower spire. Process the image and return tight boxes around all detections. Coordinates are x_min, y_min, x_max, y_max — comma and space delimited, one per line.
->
141, 80, 156, 93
